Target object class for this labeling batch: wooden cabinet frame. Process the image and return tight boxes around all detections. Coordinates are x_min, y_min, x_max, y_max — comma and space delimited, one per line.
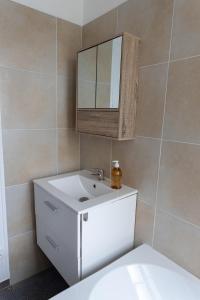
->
76, 32, 140, 140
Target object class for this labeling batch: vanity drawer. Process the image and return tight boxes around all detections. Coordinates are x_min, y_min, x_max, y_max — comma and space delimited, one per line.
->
35, 185, 66, 223
36, 218, 80, 286
34, 185, 79, 252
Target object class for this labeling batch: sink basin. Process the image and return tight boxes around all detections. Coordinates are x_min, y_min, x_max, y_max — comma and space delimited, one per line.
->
48, 175, 112, 201
33, 170, 137, 214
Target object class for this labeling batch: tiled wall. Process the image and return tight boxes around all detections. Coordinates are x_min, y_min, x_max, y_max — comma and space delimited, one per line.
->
0, 0, 81, 284
81, 0, 200, 278
2, 0, 200, 285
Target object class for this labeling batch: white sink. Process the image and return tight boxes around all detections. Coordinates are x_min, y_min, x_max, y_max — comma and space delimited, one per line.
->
34, 170, 137, 213
48, 174, 112, 201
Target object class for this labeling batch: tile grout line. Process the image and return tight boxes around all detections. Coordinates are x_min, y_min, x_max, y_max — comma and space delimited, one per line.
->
5, 182, 30, 189
8, 229, 34, 240
136, 136, 200, 147
171, 53, 200, 63
115, 6, 119, 34
136, 135, 161, 141
139, 51, 200, 71
79, 25, 83, 171
3, 128, 57, 131
79, 131, 81, 170
2, 127, 75, 131
0, 47, 199, 79
139, 196, 200, 236
55, 18, 59, 175
137, 198, 154, 209
162, 138, 200, 147
0, 64, 74, 81
159, 208, 200, 232
110, 138, 113, 179
3, 130, 200, 147
0, 64, 56, 77
79, 25, 84, 170
151, 0, 176, 246
81, 18, 83, 50
140, 61, 169, 69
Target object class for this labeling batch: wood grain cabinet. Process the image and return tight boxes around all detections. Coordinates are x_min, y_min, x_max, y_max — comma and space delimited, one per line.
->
76, 33, 140, 140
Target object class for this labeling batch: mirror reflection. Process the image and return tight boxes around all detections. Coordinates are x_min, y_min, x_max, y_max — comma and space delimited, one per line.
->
96, 37, 122, 109
78, 47, 97, 108
77, 36, 122, 109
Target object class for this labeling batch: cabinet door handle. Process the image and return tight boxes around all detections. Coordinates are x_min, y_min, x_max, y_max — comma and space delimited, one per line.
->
83, 213, 88, 222
46, 235, 59, 251
44, 201, 58, 213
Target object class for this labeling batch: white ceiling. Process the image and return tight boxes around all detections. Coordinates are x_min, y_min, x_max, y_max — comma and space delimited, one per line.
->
10, 0, 127, 25
10, 0, 83, 25
83, 0, 127, 24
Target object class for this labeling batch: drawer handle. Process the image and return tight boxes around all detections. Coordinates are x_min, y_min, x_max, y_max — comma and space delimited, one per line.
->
46, 235, 59, 251
44, 201, 58, 213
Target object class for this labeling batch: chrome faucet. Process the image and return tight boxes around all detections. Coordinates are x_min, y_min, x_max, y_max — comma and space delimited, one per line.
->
91, 168, 105, 181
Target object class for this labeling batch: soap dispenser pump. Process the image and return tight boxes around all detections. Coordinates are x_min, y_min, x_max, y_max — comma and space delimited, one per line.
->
111, 160, 122, 189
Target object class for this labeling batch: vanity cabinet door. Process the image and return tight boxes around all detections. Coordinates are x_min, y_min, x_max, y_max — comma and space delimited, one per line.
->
80, 195, 136, 279
78, 47, 97, 109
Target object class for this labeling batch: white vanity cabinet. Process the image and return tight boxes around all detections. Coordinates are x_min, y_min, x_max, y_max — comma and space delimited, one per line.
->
34, 171, 137, 286
80, 195, 136, 279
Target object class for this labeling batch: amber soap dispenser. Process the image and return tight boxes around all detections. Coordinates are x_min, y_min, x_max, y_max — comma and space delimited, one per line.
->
111, 160, 122, 189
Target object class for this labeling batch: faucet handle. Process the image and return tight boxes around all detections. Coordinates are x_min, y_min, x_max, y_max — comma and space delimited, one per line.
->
90, 168, 101, 174
90, 168, 104, 180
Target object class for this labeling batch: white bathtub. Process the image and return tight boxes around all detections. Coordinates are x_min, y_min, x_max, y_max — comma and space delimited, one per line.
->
51, 245, 200, 300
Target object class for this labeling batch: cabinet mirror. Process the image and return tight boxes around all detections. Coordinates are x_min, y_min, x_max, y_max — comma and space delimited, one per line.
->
77, 36, 122, 109
78, 47, 97, 109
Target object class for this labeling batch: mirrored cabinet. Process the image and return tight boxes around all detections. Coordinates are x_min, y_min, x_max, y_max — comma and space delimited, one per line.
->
76, 32, 140, 140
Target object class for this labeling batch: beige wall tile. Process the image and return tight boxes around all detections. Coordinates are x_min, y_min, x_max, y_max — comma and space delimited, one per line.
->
0, 68, 56, 129
80, 134, 111, 177
158, 141, 200, 227
0, 0, 56, 73
154, 210, 200, 278
57, 129, 80, 173
6, 183, 35, 238
171, 0, 200, 60
0, 0, 82, 285
57, 75, 76, 129
3, 129, 57, 186
117, 0, 173, 66
57, 18, 82, 78
163, 57, 200, 143
112, 137, 160, 206
9, 231, 49, 284
82, 9, 117, 48
136, 64, 168, 138
79, 0, 200, 280
134, 200, 155, 247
